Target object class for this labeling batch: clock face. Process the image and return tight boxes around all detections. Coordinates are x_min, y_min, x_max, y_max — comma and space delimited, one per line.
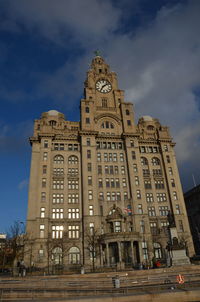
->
96, 79, 112, 93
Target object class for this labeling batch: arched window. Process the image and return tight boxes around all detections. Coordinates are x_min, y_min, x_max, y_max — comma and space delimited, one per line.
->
152, 157, 160, 166
54, 155, 64, 164
69, 247, 80, 264
68, 155, 78, 165
153, 242, 162, 259
101, 121, 115, 129
126, 109, 130, 115
49, 120, 57, 126
52, 247, 62, 265
147, 125, 154, 131
85, 107, 89, 113
140, 157, 148, 166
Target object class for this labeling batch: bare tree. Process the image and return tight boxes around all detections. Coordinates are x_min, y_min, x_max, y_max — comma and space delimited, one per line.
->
85, 227, 102, 272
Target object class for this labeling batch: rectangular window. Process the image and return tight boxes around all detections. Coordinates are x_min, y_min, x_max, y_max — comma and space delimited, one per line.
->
87, 150, 91, 159
97, 153, 101, 162
136, 190, 141, 199
89, 222, 95, 235
86, 118, 90, 124
68, 193, 79, 203
150, 222, 158, 235
121, 166, 125, 174
42, 178, 46, 188
127, 120, 131, 126
124, 192, 128, 200
140, 220, 145, 233
120, 153, 124, 162
68, 180, 78, 190
171, 179, 175, 187
88, 176, 92, 185
112, 153, 117, 162
116, 178, 120, 188
135, 176, 139, 186
146, 193, 154, 203
87, 163, 92, 172
143, 169, 150, 176
111, 178, 115, 188
132, 151, 136, 159
52, 208, 64, 219
138, 204, 143, 214
40, 225, 45, 238
40, 207, 45, 218
44, 140, 48, 148
122, 178, 127, 187
148, 206, 156, 216
43, 165, 47, 174
166, 155, 170, 163
52, 225, 63, 239
106, 178, 110, 188
157, 193, 167, 202
168, 167, 173, 175
107, 192, 111, 201
68, 225, 79, 238
88, 190, 93, 200
155, 180, 164, 189
114, 221, 121, 232
110, 165, 114, 174
159, 206, 169, 216
98, 179, 103, 188
99, 192, 104, 201
173, 191, 178, 200
144, 180, 152, 189
86, 138, 91, 146
133, 164, 138, 172
41, 192, 46, 202
179, 220, 184, 232
104, 153, 108, 162
53, 193, 64, 204
175, 204, 180, 214
142, 242, 148, 260
115, 166, 119, 174
98, 165, 102, 174
68, 208, 79, 219
53, 180, 64, 189
43, 152, 48, 161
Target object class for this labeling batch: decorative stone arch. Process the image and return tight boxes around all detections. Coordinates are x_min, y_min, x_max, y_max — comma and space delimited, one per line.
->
51, 246, 63, 265
68, 246, 80, 264
53, 154, 64, 164
95, 114, 122, 135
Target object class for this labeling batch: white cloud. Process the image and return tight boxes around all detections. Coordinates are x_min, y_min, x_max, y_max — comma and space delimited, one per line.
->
18, 179, 28, 190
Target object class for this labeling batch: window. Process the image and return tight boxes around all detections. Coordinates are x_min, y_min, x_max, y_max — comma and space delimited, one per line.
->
146, 193, 154, 203
85, 107, 89, 113
122, 178, 127, 187
154, 242, 162, 259
142, 242, 148, 260
157, 193, 167, 202
107, 192, 111, 201
97, 153, 101, 162
120, 153, 124, 162
42, 178, 46, 188
166, 155, 170, 163
143, 169, 150, 176
153, 169, 162, 176
88, 190, 93, 200
124, 192, 128, 200
98, 179, 103, 188
52, 208, 64, 219
135, 176, 139, 186
159, 206, 169, 216
127, 120, 131, 126
38, 249, 44, 258
168, 167, 173, 175
86, 118, 90, 124
44, 140, 48, 148
68, 155, 78, 165
152, 157, 160, 166
89, 223, 94, 235
53, 180, 64, 189
115, 166, 119, 174
68, 225, 79, 238
113, 153, 117, 162
68, 180, 78, 190
110, 166, 114, 174
87, 150, 91, 159
148, 206, 156, 216
88, 176, 92, 185
102, 99, 107, 107
141, 157, 148, 166
40, 207, 45, 218
99, 192, 104, 201
138, 204, 143, 214
53, 193, 64, 204
68, 193, 79, 204
114, 221, 121, 232
171, 179, 175, 187
89, 205, 94, 216
175, 204, 181, 214
140, 220, 145, 233
52, 225, 63, 239
54, 155, 64, 164
86, 138, 91, 146
144, 180, 151, 189
179, 220, 184, 232
54, 168, 64, 175
69, 247, 80, 264
43, 152, 48, 161
150, 222, 158, 235
41, 192, 46, 202
126, 109, 130, 115
106, 178, 110, 187
40, 225, 45, 238
116, 178, 120, 188
155, 180, 164, 189
133, 164, 138, 172
136, 190, 141, 199
132, 151, 136, 160
68, 208, 80, 219
43, 165, 47, 174
164, 144, 168, 151
173, 191, 178, 200
88, 163, 92, 172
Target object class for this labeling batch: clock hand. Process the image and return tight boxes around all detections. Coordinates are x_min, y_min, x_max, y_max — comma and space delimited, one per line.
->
100, 84, 107, 91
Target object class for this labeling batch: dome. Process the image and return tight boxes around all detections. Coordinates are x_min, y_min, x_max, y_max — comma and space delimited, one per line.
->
142, 115, 153, 121
47, 110, 59, 116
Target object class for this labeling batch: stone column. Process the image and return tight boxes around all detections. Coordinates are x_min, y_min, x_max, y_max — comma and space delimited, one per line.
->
118, 241, 122, 262
131, 240, 134, 264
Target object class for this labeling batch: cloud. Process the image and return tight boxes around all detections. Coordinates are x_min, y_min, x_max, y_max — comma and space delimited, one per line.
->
18, 179, 28, 190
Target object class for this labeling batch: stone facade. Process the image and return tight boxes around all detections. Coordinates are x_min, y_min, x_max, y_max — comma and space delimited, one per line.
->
25, 55, 194, 270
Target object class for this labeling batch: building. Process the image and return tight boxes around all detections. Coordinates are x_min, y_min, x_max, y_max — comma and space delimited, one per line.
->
184, 184, 200, 255
25, 54, 194, 271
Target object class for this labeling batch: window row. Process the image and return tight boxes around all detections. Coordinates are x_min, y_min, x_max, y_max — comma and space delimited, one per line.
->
140, 146, 159, 153
51, 155, 78, 164
98, 191, 128, 201
96, 141, 124, 150
53, 143, 79, 151
98, 165, 126, 175
98, 178, 127, 188
97, 152, 125, 162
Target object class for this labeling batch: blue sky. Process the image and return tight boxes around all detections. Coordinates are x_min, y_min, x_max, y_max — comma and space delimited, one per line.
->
0, 0, 200, 232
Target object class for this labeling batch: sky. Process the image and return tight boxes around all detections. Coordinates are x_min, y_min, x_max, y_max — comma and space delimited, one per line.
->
0, 0, 200, 232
